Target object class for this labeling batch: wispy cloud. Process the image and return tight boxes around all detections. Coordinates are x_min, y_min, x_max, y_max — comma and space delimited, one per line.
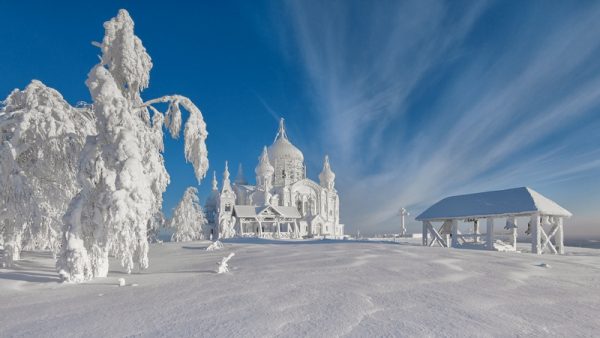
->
273, 1, 600, 234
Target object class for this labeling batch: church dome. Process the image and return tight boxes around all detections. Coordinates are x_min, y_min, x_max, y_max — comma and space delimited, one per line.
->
319, 155, 336, 186
255, 146, 275, 177
205, 171, 219, 208
268, 118, 304, 163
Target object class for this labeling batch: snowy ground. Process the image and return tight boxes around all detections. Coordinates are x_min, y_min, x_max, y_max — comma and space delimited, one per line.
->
1, 239, 600, 337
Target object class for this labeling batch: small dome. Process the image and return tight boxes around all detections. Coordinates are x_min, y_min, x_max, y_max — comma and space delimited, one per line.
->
319, 155, 336, 186
205, 171, 219, 208
234, 163, 247, 185
268, 118, 304, 163
255, 146, 274, 177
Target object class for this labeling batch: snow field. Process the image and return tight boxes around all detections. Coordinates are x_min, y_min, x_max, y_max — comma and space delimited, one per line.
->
1, 239, 600, 337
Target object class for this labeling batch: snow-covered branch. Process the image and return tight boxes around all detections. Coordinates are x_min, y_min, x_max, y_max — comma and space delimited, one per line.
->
140, 95, 209, 182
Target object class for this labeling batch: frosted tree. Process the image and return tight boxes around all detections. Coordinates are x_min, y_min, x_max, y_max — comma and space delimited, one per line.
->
0, 142, 37, 265
57, 9, 209, 282
0, 81, 95, 261
147, 212, 166, 243
169, 187, 206, 242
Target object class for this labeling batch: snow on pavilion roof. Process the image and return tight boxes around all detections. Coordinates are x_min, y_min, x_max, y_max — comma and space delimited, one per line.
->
233, 205, 302, 219
416, 187, 572, 221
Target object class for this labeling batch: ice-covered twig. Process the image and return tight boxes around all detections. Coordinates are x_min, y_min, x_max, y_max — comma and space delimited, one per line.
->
217, 252, 235, 274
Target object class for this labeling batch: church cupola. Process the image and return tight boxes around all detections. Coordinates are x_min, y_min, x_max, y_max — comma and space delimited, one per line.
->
222, 161, 233, 193
211, 170, 218, 191
255, 146, 274, 190
319, 155, 336, 190
268, 118, 305, 186
204, 171, 220, 225
234, 163, 247, 185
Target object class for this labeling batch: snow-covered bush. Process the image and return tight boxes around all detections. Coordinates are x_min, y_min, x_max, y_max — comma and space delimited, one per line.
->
57, 9, 209, 282
169, 187, 206, 242
0, 81, 95, 262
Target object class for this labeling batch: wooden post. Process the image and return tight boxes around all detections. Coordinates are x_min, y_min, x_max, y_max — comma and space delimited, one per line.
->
451, 220, 459, 248
486, 218, 494, 250
276, 220, 281, 237
258, 218, 263, 237
510, 217, 517, 250
422, 221, 428, 246
531, 214, 541, 254
473, 219, 480, 243
239, 219, 244, 236
556, 217, 564, 254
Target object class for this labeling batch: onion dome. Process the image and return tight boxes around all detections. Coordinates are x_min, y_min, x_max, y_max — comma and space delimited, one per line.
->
205, 171, 219, 208
268, 118, 304, 164
222, 161, 232, 192
319, 155, 336, 188
255, 146, 275, 177
234, 163, 248, 185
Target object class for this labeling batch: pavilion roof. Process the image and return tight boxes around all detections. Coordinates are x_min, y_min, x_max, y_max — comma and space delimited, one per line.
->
415, 187, 572, 221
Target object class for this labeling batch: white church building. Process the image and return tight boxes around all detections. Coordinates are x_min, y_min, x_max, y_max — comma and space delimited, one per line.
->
205, 118, 344, 239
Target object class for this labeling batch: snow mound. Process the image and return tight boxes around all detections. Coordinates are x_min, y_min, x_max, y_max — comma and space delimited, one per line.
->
117, 278, 126, 287
206, 240, 224, 251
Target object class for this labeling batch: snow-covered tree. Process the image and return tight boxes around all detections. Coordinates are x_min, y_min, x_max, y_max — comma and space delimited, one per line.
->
57, 9, 209, 282
147, 212, 166, 243
0, 142, 37, 265
169, 187, 206, 242
0, 81, 95, 262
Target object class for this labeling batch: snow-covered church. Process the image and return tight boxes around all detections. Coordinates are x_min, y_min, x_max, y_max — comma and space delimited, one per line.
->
205, 118, 344, 239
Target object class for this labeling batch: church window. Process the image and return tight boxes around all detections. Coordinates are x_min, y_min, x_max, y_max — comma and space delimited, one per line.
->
225, 203, 231, 212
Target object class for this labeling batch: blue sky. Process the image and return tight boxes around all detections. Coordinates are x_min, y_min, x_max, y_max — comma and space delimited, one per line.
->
1, 1, 599, 238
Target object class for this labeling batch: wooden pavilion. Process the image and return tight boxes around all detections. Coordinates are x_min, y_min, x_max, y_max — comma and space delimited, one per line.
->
415, 187, 572, 254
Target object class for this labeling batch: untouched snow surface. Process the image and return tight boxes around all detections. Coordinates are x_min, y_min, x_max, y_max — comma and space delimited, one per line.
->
1, 239, 600, 337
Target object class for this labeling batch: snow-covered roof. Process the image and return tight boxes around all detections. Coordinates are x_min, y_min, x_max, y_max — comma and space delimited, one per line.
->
233, 205, 302, 219
233, 206, 259, 218
270, 205, 302, 218
416, 187, 572, 221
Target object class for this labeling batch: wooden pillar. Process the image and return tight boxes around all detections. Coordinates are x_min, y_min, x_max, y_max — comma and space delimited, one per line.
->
509, 217, 517, 250
473, 220, 480, 243
531, 214, 541, 254
486, 218, 494, 250
422, 221, 428, 246
556, 217, 564, 254
277, 220, 281, 237
240, 219, 244, 236
258, 218, 263, 237
451, 220, 459, 248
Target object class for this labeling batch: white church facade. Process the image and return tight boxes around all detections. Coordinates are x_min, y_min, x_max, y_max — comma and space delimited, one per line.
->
205, 118, 344, 239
